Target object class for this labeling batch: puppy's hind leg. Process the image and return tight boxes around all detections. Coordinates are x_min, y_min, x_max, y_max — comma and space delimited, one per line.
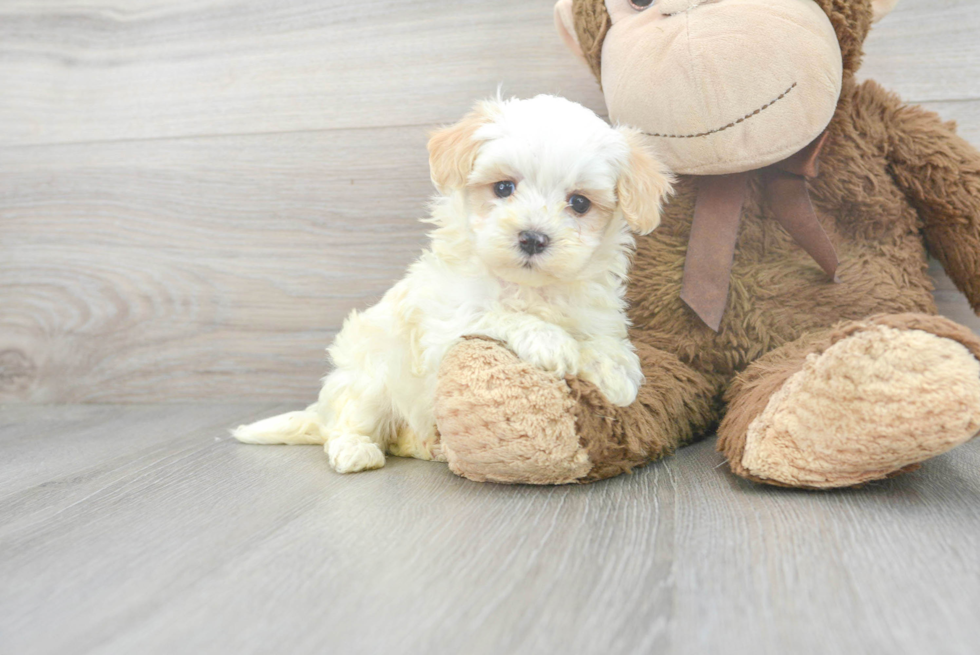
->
318, 367, 391, 474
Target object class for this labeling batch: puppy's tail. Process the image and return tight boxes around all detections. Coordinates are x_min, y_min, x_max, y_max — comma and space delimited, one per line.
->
232, 410, 327, 445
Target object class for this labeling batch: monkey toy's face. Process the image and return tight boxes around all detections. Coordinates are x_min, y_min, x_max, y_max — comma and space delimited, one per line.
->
557, 0, 864, 175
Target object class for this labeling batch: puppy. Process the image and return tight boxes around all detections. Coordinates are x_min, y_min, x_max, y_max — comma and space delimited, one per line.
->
234, 94, 673, 473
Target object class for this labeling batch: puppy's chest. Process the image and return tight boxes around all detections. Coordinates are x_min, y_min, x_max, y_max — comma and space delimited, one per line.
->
419, 279, 577, 331
493, 284, 612, 337
493, 283, 567, 318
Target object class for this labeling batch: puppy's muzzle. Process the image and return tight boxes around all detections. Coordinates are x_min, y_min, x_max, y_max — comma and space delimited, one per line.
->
518, 230, 550, 256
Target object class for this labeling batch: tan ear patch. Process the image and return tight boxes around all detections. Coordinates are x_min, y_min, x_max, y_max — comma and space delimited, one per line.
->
616, 128, 673, 235
427, 104, 495, 194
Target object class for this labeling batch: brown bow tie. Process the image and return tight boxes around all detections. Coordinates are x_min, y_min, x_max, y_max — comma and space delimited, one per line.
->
679, 132, 839, 332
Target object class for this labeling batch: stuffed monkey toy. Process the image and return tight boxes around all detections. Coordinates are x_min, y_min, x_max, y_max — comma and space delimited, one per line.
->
433, 0, 980, 488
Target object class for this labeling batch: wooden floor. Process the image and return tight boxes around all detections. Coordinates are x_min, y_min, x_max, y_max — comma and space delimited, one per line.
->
1, 404, 978, 655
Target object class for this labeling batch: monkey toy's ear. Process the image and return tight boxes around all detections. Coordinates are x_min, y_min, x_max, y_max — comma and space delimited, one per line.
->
871, 0, 899, 22
554, 0, 586, 62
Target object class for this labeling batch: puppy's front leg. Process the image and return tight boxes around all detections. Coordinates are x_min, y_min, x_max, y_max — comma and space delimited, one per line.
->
474, 311, 581, 378
578, 337, 644, 407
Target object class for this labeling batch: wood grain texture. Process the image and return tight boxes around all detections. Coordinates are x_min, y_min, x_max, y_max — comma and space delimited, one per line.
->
1, 0, 976, 147
859, 0, 980, 102
0, 0, 605, 147
1, 127, 435, 402
1, 0, 979, 403
1, 404, 978, 655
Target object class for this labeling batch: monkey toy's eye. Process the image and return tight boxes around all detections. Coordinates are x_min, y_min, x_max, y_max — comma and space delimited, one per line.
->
493, 180, 516, 198
569, 194, 592, 215
629, 0, 655, 9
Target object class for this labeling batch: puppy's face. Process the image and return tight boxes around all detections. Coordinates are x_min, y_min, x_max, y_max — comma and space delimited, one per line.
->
428, 95, 672, 286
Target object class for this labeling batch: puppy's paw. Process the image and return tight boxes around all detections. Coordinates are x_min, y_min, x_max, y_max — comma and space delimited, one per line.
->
590, 373, 642, 407
579, 344, 644, 407
509, 324, 581, 378
326, 434, 386, 473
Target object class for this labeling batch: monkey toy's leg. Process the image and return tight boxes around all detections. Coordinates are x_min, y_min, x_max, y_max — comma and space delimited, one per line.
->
719, 314, 980, 489
434, 337, 719, 484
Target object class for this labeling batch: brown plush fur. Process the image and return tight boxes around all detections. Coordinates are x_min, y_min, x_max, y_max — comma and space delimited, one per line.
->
435, 0, 980, 487
571, 0, 610, 82
570, 340, 720, 482
628, 78, 947, 380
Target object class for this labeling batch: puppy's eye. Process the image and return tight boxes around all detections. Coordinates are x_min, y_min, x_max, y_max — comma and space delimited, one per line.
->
629, 0, 655, 9
493, 181, 515, 198
569, 194, 592, 215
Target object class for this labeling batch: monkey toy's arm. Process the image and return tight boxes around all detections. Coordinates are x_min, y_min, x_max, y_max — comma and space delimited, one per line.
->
878, 83, 980, 314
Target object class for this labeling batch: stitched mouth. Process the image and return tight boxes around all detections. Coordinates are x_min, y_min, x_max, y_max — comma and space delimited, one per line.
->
643, 82, 797, 140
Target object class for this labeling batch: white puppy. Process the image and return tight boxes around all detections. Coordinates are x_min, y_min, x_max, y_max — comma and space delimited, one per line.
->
234, 95, 673, 473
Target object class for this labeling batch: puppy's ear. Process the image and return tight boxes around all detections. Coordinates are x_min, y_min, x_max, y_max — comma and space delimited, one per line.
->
616, 128, 674, 235
427, 104, 494, 195
554, 0, 586, 62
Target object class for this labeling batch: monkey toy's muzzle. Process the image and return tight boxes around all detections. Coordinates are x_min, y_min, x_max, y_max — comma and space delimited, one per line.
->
601, 0, 843, 176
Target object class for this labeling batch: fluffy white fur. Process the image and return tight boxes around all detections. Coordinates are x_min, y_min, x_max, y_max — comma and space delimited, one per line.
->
234, 95, 673, 473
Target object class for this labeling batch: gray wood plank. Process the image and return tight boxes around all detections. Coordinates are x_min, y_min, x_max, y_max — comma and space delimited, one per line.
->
860, 0, 980, 103
0, 403, 276, 498
0, 127, 435, 403
0, 0, 606, 147
668, 441, 980, 655
0, 405, 977, 655
1, 1, 977, 149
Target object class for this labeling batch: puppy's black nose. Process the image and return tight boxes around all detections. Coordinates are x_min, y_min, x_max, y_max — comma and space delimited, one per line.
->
518, 230, 550, 256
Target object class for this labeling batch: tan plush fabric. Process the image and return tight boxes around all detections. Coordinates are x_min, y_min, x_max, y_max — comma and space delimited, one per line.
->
742, 325, 980, 488
433, 0, 980, 487
570, 0, 873, 83
719, 314, 980, 488
600, 0, 843, 174
435, 338, 591, 485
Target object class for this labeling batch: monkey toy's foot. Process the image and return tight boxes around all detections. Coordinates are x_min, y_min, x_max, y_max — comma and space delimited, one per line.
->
720, 314, 980, 488
434, 338, 591, 484
434, 337, 718, 485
